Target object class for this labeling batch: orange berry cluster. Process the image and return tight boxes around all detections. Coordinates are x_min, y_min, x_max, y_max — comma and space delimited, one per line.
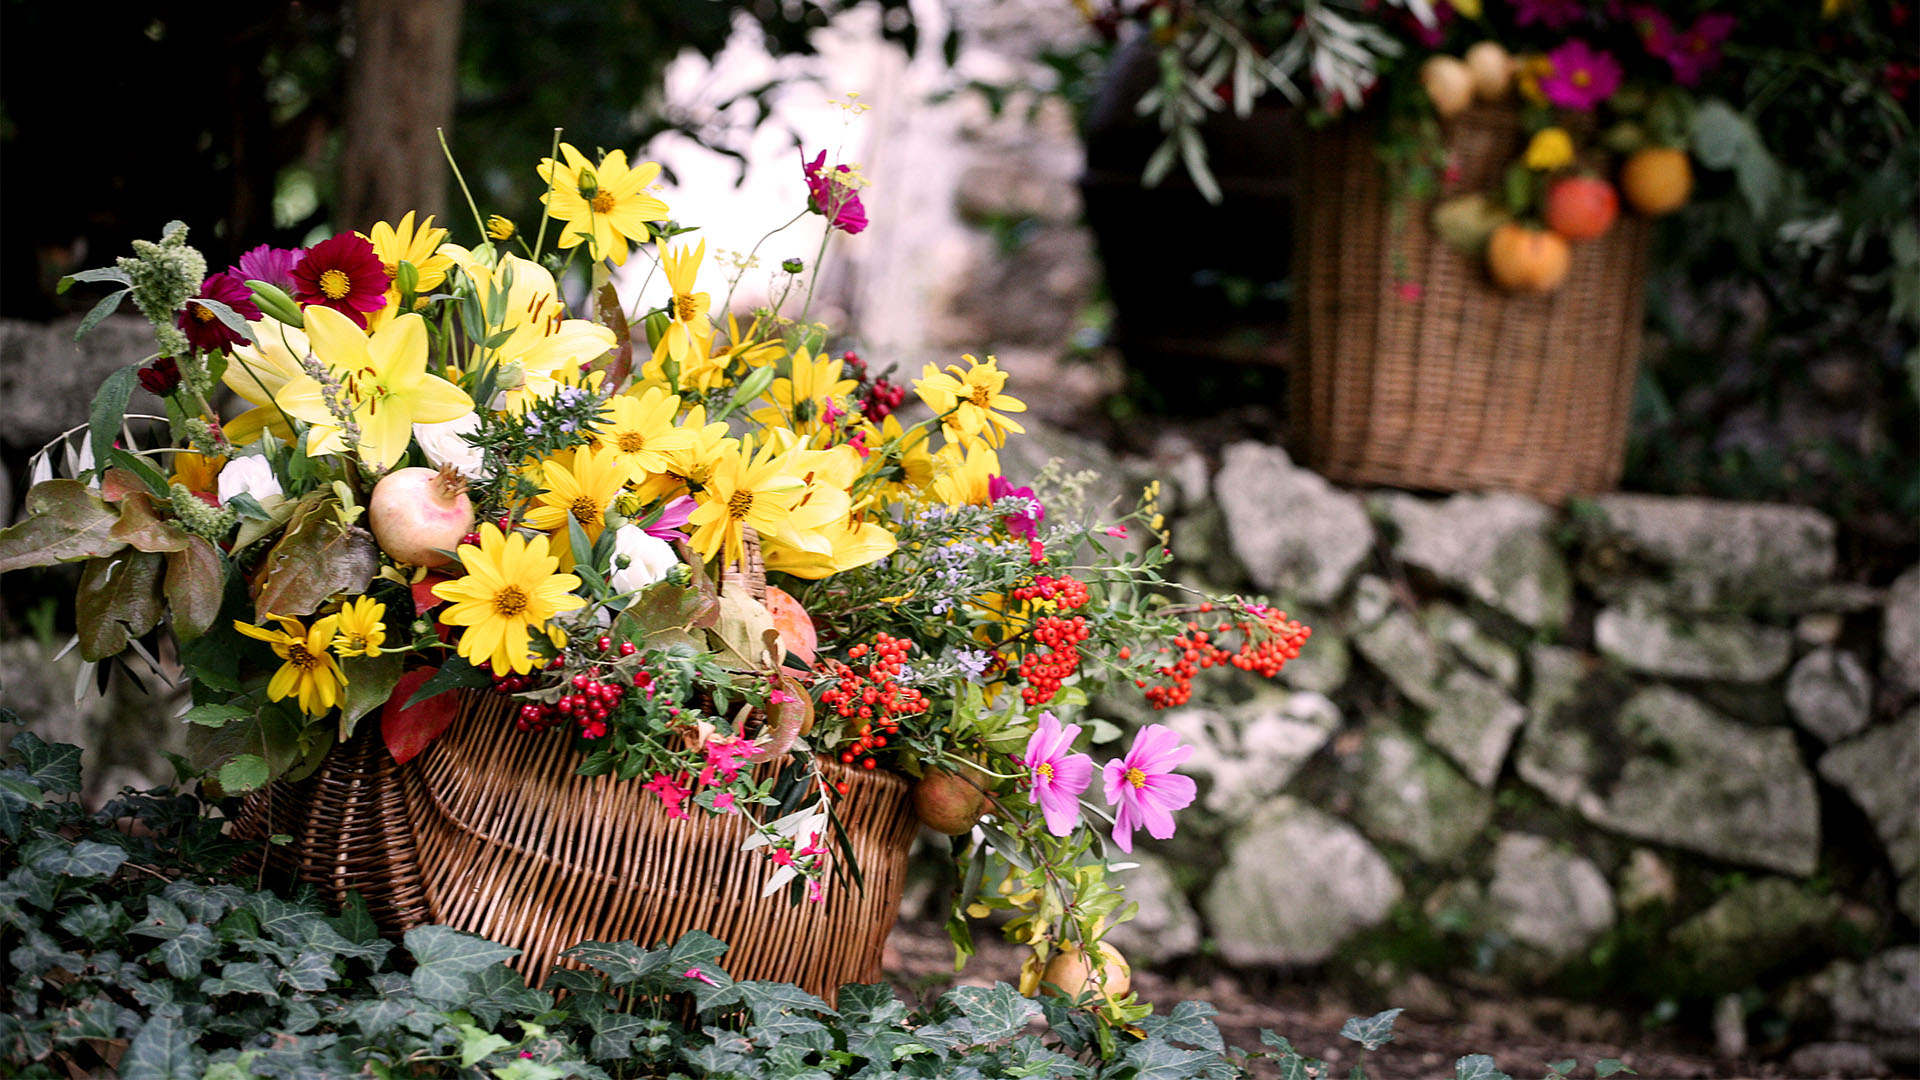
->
1138, 604, 1312, 709
820, 633, 929, 771
1018, 614, 1090, 705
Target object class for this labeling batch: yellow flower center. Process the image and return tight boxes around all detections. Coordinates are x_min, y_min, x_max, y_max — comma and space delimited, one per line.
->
1572, 69, 1591, 87
673, 294, 700, 321
383, 262, 399, 280
616, 431, 647, 453
1035, 762, 1054, 781
286, 643, 319, 671
191, 304, 216, 323
591, 191, 617, 214
494, 585, 530, 617
318, 268, 353, 300
968, 384, 994, 408
569, 496, 599, 525
727, 490, 753, 521
1125, 767, 1148, 789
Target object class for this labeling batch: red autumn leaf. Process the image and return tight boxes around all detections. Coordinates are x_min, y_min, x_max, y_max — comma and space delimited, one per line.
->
382, 667, 460, 765
411, 573, 452, 618
764, 585, 818, 669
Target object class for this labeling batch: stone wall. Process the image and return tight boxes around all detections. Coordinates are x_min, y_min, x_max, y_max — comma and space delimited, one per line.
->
1087, 436, 1918, 1068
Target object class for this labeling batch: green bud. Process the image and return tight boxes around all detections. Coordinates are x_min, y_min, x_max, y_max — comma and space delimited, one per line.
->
782, 257, 805, 274
395, 260, 420, 299
245, 280, 305, 328
642, 311, 671, 350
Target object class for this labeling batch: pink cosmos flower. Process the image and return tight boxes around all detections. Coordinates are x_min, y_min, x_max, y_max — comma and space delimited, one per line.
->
1020, 712, 1093, 836
1101, 724, 1196, 853
231, 243, 306, 294
642, 495, 695, 542
1512, 0, 1584, 29
1539, 40, 1623, 111
989, 475, 1046, 540
1660, 13, 1735, 86
802, 150, 868, 234
1395, 281, 1425, 303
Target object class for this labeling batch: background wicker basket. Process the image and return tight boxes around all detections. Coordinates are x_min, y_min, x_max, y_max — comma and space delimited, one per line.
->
1291, 102, 1651, 503
403, 692, 918, 999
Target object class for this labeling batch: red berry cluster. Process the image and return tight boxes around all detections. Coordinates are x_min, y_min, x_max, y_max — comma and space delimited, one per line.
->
860, 376, 907, 422
1011, 574, 1089, 610
820, 633, 929, 773
1138, 604, 1312, 708
499, 637, 644, 737
1018, 614, 1090, 705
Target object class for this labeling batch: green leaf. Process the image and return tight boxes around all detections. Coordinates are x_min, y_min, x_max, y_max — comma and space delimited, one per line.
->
403, 655, 493, 708
404, 924, 520, 1005
111, 491, 192, 553
1137, 1000, 1224, 1051
121, 1007, 206, 1080
109, 447, 173, 499
89, 363, 140, 482
1455, 1054, 1512, 1080
0, 479, 126, 573
217, 754, 271, 794
1122, 1036, 1216, 1080
192, 298, 258, 345
252, 494, 380, 621
339, 651, 406, 735
10, 732, 83, 794
1341, 1008, 1403, 1052
283, 948, 337, 991
205, 960, 281, 999
74, 288, 132, 339
1594, 1061, 1635, 1078
58, 265, 133, 293
165, 536, 227, 642
33, 838, 128, 881
1545, 1060, 1576, 1077
154, 922, 218, 978
457, 1022, 513, 1066
737, 979, 837, 1025
76, 548, 167, 661
183, 703, 253, 728
944, 983, 1041, 1045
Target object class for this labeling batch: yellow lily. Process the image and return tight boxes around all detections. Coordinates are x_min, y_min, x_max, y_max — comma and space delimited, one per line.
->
274, 307, 475, 471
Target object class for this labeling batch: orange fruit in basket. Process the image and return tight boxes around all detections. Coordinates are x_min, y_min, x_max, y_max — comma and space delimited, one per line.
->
1619, 147, 1693, 216
1486, 223, 1572, 294
1544, 176, 1620, 241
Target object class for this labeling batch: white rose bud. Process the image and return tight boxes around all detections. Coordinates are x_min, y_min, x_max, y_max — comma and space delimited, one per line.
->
216, 454, 283, 506
413, 413, 485, 479
607, 525, 679, 595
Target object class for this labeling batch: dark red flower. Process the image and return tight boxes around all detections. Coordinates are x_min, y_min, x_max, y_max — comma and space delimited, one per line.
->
802, 150, 869, 234
289, 232, 389, 327
138, 355, 182, 396
176, 272, 263, 355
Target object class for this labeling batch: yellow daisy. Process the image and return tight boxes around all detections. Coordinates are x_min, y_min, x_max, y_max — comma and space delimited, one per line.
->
433, 525, 587, 676
750, 346, 859, 439
332, 596, 387, 658
234, 613, 348, 716
653, 239, 714, 371
931, 440, 1000, 507
913, 353, 1027, 448
685, 442, 807, 567
537, 143, 671, 266
603, 386, 694, 477
363, 212, 454, 329
633, 403, 741, 503
521, 443, 635, 567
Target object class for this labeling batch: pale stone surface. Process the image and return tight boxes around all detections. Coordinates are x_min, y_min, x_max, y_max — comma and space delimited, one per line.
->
1594, 602, 1793, 683
1161, 689, 1340, 818
1819, 709, 1920, 921
1371, 491, 1572, 629
1216, 442, 1373, 606
1104, 851, 1201, 964
1353, 609, 1445, 709
1485, 834, 1616, 960
0, 315, 163, 452
1885, 565, 1920, 698
1516, 687, 1820, 875
1277, 624, 1350, 695
1350, 574, 1396, 629
1423, 668, 1527, 787
1422, 603, 1521, 689
1786, 648, 1873, 743
1616, 848, 1678, 912
1201, 797, 1402, 966
1350, 729, 1493, 862
1583, 494, 1838, 613
1670, 878, 1841, 987
1815, 947, 1920, 1045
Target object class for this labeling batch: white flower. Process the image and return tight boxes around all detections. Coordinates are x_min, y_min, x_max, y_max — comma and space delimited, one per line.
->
413, 413, 485, 479
607, 525, 679, 595
217, 455, 283, 505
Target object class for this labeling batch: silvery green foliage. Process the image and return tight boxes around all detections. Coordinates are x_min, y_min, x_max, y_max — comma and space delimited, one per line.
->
115, 220, 206, 360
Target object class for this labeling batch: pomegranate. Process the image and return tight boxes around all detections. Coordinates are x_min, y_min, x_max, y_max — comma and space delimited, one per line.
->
1544, 176, 1619, 241
368, 464, 475, 568
1041, 942, 1131, 998
913, 767, 987, 835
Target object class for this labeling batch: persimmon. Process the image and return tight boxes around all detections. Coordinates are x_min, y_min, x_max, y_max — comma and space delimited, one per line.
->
1041, 942, 1132, 998
1544, 176, 1620, 241
1619, 147, 1693, 216
1486, 223, 1572, 294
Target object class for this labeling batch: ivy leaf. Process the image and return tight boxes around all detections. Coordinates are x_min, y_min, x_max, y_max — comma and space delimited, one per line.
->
460, 964, 551, 1027
283, 948, 338, 991
1339, 1008, 1403, 1051
32, 838, 128, 879
1595, 1062, 1636, 1078
458, 1022, 514, 1067
164, 536, 227, 643
205, 960, 282, 1000
944, 983, 1041, 1045
403, 925, 520, 1005
837, 982, 906, 1026
154, 922, 218, 979
182, 704, 253, 729
1122, 1036, 1217, 1080
1455, 1054, 1513, 1080
1261, 1032, 1315, 1080
737, 980, 836, 1025
217, 754, 272, 795
562, 940, 670, 988
10, 732, 83, 794
76, 548, 167, 661
0, 479, 126, 573
1137, 1000, 1224, 1052
121, 1006, 206, 1080
587, 1010, 655, 1059
666, 929, 732, 977
1545, 1060, 1576, 1077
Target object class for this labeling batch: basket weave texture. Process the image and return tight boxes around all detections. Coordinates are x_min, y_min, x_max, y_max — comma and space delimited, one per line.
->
1291, 102, 1650, 503
403, 694, 918, 997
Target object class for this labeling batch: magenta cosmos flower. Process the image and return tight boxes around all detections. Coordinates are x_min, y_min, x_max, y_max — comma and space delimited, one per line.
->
231, 243, 306, 294
1102, 724, 1195, 853
177, 272, 263, 355
1540, 40, 1623, 111
289, 232, 389, 328
989, 475, 1046, 539
1660, 13, 1735, 86
1021, 712, 1093, 837
1511, 0, 1584, 29
802, 150, 868, 235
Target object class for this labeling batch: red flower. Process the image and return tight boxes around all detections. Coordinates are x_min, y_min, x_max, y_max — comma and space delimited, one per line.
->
177, 273, 263, 355
289, 232, 389, 327
138, 355, 182, 396
802, 150, 868, 234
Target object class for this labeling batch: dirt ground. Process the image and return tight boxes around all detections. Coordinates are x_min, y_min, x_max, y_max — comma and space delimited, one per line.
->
881, 917, 1794, 1080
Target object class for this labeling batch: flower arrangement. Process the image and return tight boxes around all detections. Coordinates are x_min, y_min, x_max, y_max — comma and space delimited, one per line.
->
1087, 0, 1761, 293
1, 129, 1308, 1029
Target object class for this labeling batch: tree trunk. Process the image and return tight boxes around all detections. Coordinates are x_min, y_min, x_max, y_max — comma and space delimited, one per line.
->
339, 0, 465, 230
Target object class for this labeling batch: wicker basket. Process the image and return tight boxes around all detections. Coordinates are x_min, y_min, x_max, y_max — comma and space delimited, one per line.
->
403, 693, 919, 999
228, 724, 431, 931
1291, 102, 1650, 502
